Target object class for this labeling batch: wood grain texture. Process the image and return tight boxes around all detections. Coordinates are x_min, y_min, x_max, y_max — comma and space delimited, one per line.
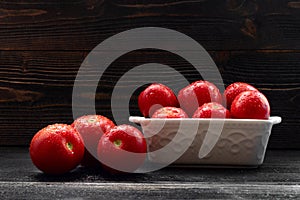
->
0, 50, 298, 148
1, 0, 300, 50
1, 182, 299, 200
0, 147, 299, 199
0, 0, 299, 148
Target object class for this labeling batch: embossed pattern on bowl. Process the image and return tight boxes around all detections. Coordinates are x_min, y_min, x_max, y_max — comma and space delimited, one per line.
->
129, 116, 281, 167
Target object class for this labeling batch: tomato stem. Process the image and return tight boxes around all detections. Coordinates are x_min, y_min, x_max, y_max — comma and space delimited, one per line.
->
113, 139, 122, 147
66, 142, 73, 150
88, 118, 96, 123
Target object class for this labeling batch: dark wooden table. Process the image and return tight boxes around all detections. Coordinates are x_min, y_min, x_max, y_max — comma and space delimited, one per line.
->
1, 147, 299, 199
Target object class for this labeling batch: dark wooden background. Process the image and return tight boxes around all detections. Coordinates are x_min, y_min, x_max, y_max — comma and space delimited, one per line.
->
0, 0, 299, 148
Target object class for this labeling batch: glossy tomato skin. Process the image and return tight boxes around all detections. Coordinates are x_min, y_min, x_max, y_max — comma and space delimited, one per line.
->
177, 80, 222, 117
151, 107, 188, 118
97, 125, 147, 173
29, 124, 84, 175
138, 83, 179, 117
193, 102, 231, 118
231, 91, 270, 120
224, 82, 258, 109
71, 115, 115, 167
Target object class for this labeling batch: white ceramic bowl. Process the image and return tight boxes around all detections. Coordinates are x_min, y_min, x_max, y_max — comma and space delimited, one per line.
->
129, 116, 281, 167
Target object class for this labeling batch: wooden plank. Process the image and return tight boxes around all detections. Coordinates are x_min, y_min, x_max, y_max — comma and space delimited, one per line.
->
0, 147, 299, 199
0, 50, 298, 148
1, 148, 300, 183
0, 182, 299, 200
1, 0, 300, 50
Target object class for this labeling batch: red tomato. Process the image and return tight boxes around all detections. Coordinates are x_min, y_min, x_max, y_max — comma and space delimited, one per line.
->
29, 124, 84, 175
71, 115, 115, 167
151, 107, 188, 118
177, 80, 222, 117
97, 125, 147, 173
192, 102, 231, 118
231, 91, 270, 119
224, 82, 258, 109
138, 83, 179, 117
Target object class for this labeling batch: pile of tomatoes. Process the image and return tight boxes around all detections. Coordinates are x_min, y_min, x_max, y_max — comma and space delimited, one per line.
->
29, 81, 270, 175
139, 81, 270, 120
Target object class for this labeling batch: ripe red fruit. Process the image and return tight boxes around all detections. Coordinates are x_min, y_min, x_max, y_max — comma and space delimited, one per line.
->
151, 107, 188, 118
224, 82, 258, 109
192, 102, 231, 118
177, 80, 222, 117
71, 115, 115, 167
29, 124, 84, 175
97, 125, 147, 173
231, 91, 270, 120
138, 83, 179, 117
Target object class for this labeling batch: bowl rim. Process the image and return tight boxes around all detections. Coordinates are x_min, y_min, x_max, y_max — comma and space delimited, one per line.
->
129, 116, 282, 125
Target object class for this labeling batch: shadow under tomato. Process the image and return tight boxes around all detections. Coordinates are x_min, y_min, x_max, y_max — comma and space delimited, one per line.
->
33, 165, 148, 182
